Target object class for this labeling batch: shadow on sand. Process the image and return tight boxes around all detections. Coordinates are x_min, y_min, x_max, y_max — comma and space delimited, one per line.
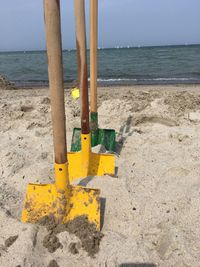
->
116, 115, 134, 155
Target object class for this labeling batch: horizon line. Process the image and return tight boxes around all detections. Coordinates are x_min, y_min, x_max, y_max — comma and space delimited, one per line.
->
0, 43, 200, 53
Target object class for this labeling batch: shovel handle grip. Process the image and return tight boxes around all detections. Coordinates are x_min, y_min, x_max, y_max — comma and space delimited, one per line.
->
44, 0, 67, 164
74, 0, 90, 134
90, 0, 98, 113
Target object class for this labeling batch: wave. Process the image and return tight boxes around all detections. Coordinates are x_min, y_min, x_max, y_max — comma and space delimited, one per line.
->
96, 77, 200, 85
140, 77, 195, 81
97, 77, 197, 82
11, 77, 200, 88
97, 78, 137, 82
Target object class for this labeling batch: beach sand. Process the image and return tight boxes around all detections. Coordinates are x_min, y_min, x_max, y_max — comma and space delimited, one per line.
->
0, 84, 200, 266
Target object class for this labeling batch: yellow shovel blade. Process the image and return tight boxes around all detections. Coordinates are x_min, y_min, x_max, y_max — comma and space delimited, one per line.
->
67, 152, 115, 182
21, 183, 100, 229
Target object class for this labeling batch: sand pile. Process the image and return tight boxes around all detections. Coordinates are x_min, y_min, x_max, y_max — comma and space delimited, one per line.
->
0, 84, 200, 266
0, 74, 16, 90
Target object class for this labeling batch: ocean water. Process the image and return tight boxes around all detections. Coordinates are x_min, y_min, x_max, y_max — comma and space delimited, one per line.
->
0, 45, 200, 86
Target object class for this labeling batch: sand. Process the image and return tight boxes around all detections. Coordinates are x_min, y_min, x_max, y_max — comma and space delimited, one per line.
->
0, 84, 200, 266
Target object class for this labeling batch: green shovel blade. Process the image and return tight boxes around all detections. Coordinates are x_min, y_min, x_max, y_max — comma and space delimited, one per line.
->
97, 128, 116, 151
71, 127, 116, 152
71, 112, 116, 152
71, 127, 82, 152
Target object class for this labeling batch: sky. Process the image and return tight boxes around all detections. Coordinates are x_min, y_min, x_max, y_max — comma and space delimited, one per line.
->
0, 0, 200, 51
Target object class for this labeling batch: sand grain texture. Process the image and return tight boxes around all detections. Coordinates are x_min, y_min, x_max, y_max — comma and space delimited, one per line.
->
0, 84, 200, 266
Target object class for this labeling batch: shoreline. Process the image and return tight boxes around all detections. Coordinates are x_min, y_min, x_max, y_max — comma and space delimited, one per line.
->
2, 71, 200, 89
8, 80, 200, 90
14, 80, 200, 89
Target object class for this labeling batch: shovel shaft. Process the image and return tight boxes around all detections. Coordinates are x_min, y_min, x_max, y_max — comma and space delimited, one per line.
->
90, 0, 98, 113
74, 0, 90, 134
44, 0, 67, 164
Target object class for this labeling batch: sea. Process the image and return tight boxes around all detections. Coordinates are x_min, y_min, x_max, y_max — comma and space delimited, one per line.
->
0, 44, 200, 87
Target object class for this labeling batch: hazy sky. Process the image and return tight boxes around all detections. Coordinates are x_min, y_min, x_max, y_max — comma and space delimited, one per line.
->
0, 0, 200, 51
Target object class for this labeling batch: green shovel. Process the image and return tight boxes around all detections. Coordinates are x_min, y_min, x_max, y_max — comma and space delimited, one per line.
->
71, 0, 116, 152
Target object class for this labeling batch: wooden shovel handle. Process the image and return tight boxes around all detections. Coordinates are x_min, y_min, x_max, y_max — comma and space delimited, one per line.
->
74, 0, 90, 134
44, 0, 67, 164
90, 0, 98, 113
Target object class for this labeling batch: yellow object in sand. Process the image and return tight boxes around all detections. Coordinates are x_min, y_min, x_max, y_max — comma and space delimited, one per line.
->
21, 0, 101, 230
71, 87, 80, 99
21, 163, 100, 229
68, 133, 115, 182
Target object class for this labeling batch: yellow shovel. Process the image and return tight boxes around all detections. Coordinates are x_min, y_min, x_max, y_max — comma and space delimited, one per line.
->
21, 0, 100, 229
67, 0, 115, 183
